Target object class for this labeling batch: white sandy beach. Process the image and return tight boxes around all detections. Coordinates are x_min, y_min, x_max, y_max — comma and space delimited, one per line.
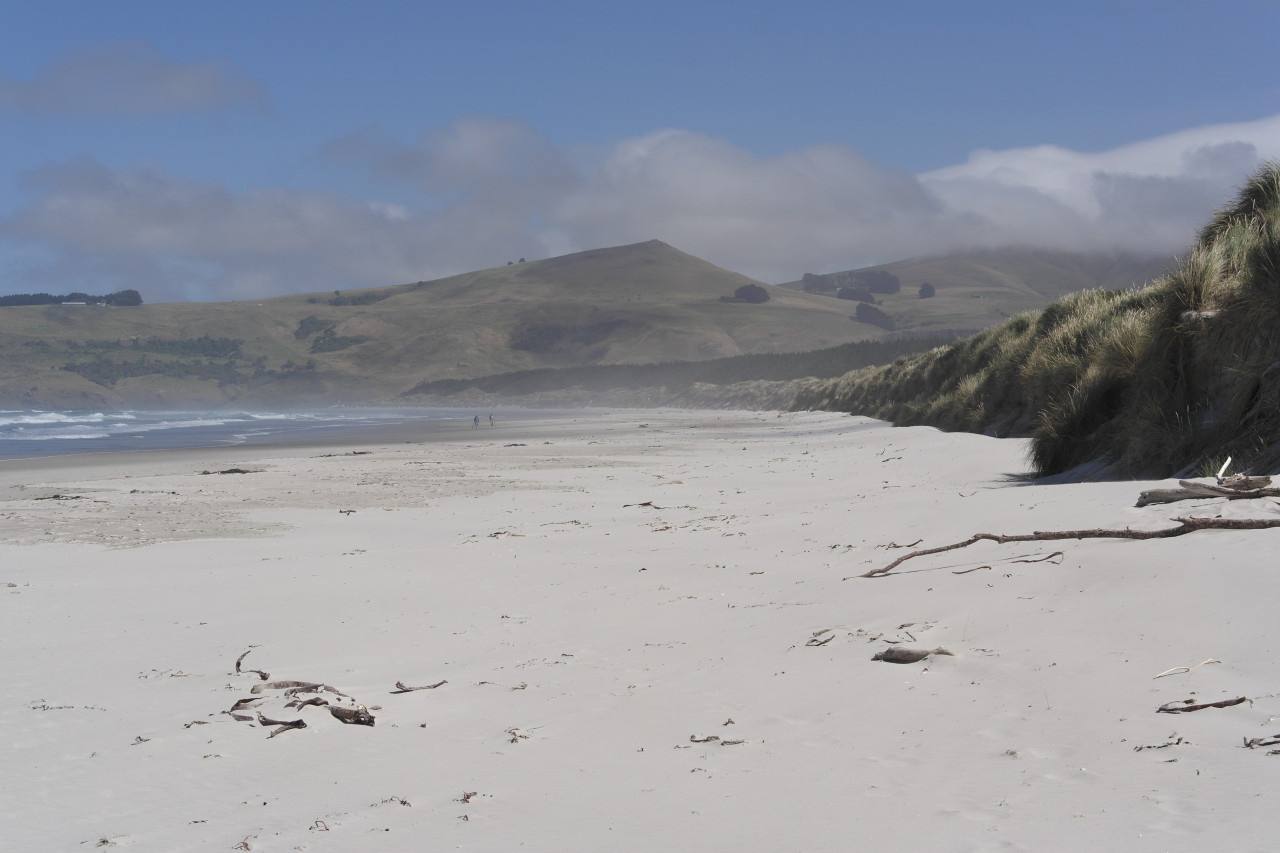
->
2, 410, 1277, 852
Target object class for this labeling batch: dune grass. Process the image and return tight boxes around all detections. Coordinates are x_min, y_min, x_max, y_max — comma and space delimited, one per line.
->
781, 162, 1280, 478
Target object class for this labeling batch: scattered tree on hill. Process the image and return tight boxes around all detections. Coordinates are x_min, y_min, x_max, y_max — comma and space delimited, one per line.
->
310, 329, 370, 353
837, 286, 876, 303
854, 302, 895, 330
295, 315, 334, 339
918, 282, 936, 299
859, 270, 901, 294
720, 283, 771, 304
802, 273, 836, 293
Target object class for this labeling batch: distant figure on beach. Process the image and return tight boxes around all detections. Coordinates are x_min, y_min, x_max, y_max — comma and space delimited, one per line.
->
489, 414, 495, 427
473, 415, 480, 429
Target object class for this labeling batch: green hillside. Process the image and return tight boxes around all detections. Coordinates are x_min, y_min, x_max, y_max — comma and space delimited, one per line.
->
0, 240, 875, 409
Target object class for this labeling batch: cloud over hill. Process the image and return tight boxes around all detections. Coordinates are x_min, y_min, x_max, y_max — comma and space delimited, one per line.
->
5, 114, 1280, 301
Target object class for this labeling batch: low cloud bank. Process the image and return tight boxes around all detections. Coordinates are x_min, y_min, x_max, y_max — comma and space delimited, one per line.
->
5, 114, 1280, 301
0, 41, 270, 117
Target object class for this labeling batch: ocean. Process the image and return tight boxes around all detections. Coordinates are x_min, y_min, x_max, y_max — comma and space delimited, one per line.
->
0, 408, 511, 461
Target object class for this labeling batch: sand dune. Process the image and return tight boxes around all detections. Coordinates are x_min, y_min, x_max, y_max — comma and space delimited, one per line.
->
2, 411, 1276, 851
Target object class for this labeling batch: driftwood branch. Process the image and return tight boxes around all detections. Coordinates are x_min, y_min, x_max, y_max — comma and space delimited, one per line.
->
1157, 696, 1248, 714
391, 679, 447, 694
856, 517, 1280, 578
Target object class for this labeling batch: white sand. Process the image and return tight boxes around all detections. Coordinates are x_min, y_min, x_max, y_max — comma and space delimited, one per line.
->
2, 410, 1277, 851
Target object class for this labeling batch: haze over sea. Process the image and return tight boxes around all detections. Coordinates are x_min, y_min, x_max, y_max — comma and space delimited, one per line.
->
0, 408, 517, 461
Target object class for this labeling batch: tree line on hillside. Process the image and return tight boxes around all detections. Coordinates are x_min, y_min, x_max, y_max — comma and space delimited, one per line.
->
62, 335, 244, 358
0, 289, 143, 307
803, 270, 901, 295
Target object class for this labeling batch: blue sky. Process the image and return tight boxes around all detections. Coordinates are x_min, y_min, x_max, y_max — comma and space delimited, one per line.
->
3, 0, 1279, 301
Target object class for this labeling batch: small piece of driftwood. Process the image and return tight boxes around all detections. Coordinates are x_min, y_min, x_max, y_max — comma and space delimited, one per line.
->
1134, 737, 1187, 752
252, 680, 319, 694
857, 517, 1280, 578
1243, 735, 1280, 749
872, 647, 954, 664
1137, 477, 1278, 507
1012, 551, 1064, 564
285, 697, 330, 709
329, 705, 376, 727
256, 712, 307, 738
391, 679, 447, 694
229, 697, 262, 713
690, 735, 721, 743
1157, 696, 1248, 714
234, 649, 269, 681
250, 680, 348, 697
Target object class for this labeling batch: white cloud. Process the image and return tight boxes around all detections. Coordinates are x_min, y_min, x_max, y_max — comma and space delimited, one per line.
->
919, 115, 1280, 254
0, 41, 270, 116
4, 114, 1280, 300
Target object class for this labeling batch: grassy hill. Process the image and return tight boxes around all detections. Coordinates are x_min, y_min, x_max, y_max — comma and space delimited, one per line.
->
777, 249, 1170, 336
0, 240, 879, 409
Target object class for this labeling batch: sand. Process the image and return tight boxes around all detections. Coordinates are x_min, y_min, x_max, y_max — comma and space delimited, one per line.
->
2, 409, 1277, 851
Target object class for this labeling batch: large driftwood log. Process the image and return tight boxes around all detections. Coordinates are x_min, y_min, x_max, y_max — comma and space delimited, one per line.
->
1137, 478, 1279, 507
857, 517, 1280, 578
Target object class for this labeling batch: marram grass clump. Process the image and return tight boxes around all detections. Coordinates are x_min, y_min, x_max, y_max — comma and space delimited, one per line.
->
785, 162, 1280, 478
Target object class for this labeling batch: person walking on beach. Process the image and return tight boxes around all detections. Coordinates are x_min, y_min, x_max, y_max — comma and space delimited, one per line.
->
473, 415, 480, 429
489, 414, 495, 427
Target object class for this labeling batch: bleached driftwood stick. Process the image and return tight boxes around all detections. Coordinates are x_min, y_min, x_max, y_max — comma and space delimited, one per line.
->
1153, 658, 1220, 678
390, 679, 447, 694
856, 517, 1280, 578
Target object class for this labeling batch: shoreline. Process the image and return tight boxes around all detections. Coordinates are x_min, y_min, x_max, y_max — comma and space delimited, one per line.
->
0, 408, 618, 500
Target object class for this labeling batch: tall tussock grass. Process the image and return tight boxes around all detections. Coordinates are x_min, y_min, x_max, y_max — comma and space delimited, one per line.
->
791, 162, 1280, 477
